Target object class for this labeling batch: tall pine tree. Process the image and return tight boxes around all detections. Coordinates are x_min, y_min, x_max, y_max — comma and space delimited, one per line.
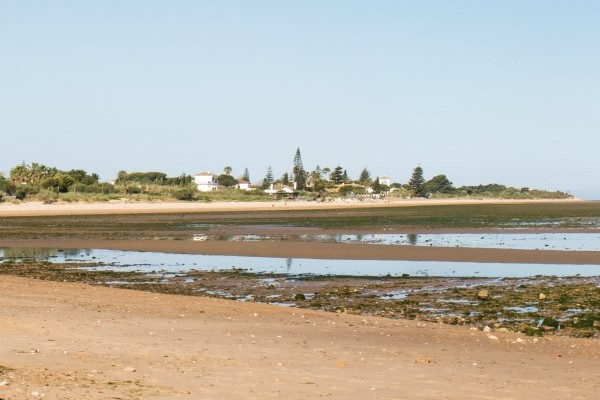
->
408, 166, 426, 197
358, 167, 371, 184
292, 147, 307, 190
330, 166, 344, 184
262, 166, 274, 189
242, 168, 250, 182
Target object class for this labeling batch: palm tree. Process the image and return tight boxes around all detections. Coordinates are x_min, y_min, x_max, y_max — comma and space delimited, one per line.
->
10, 163, 30, 184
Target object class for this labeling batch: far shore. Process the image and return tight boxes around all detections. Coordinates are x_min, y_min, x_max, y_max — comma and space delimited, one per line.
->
0, 197, 584, 217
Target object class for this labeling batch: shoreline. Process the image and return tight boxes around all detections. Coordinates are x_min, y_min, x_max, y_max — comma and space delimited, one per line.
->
0, 197, 583, 217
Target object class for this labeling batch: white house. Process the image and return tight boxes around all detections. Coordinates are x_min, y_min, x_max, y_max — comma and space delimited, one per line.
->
237, 179, 252, 191
264, 183, 295, 196
194, 171, 218, 192
379, 175, 392, 187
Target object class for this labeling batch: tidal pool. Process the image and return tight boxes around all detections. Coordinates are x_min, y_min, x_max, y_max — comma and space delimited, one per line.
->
2, 247, 600, 278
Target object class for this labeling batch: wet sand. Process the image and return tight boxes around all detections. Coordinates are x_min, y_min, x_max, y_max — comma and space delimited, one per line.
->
2, 237, 600, 265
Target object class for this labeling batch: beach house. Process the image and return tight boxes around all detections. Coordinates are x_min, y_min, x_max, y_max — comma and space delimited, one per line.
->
237, 179, 252, 191
194, 171, 219, 192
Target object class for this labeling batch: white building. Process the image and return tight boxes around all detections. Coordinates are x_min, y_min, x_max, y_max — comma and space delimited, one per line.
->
264, 183, 295, 196
194, 171, 218, 192
237, 179, 252, 191
379, 175, 392, 186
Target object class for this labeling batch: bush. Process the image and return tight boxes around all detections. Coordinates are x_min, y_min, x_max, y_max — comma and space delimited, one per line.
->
125, 185, 142, 194
338, 185, 366, 196
173, 187, 198, 201
14, 185, 38, 200
37, 189, 59, 203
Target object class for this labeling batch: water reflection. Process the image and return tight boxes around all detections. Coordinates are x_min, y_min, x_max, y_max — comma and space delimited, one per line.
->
0, 247, 90, 259
407, 234, 418, 246
220, 232, 600, 252
2, 247, 600, 278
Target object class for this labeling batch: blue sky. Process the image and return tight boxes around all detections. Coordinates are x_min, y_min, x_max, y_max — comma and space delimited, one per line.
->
1, 1, 599, 198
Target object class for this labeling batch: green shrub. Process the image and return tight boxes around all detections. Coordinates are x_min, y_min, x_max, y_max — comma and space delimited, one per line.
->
174, 187, 198, 201
541, 317, 560, 328
37, 189, 59, 203
338, 185, 366, 196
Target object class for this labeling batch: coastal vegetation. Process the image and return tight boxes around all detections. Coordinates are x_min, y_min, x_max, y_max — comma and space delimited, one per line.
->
0, 149, 572, 203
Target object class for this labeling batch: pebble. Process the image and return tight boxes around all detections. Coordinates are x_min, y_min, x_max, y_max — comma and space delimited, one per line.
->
123, 367, 136, 372
477, 290, 489, 300
483, 326, 492, 333
538, 293, 546, 301
487, 335, 499, 340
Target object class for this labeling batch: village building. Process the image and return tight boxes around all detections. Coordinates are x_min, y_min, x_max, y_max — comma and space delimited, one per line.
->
237, 179, 252, 191
379, 175, 392, 186
194, 171, 218, 192
264, 183, 296, 197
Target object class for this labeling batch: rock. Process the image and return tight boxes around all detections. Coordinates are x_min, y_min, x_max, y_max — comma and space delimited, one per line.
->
414, 357, 431, 364
487, 335, 499, 340
477, 290, 489, 300
123, 367, 136, 373
483, 326, 493, 333
538, 293, 546, 301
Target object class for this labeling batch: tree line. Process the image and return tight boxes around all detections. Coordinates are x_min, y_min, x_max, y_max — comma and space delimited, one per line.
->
258, 148, 571, 199
0, 163, 195, 201
0, 151, 571, 202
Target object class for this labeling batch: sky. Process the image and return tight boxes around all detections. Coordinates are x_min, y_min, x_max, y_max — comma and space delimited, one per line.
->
1, 1, 599, 198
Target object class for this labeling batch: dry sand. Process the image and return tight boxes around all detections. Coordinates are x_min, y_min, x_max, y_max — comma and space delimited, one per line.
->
0, 197, 582, 217
1, 199, 599, 399
1, 276, 599, 400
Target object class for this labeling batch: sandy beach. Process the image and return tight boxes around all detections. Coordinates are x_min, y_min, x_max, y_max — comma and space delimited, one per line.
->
1, 199, 599, 399
0, 197, 583, 217
1, 275, 599, 399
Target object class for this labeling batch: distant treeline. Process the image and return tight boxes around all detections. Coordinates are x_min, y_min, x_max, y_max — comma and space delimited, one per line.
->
0, 163, 195, 201
0, 160, 572, 202
115, 171, 192, 186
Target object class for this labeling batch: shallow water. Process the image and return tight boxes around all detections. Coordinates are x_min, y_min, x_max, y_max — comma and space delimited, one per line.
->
252, 232, 600, 251
2, 247, 600, 278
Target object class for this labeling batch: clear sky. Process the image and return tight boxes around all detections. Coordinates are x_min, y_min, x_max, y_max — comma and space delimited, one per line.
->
1, 1, 598, 198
